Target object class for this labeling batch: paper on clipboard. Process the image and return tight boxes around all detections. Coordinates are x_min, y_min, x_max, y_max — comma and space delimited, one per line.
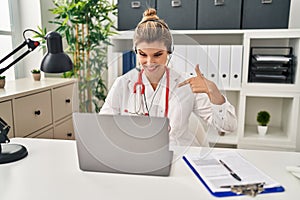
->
183, 151, 284, 197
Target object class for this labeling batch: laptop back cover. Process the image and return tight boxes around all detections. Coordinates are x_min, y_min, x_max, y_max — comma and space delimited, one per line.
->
73, 113, 173, 176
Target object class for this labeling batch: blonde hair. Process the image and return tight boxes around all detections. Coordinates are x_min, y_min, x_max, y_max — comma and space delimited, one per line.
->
133, 8, 173, 53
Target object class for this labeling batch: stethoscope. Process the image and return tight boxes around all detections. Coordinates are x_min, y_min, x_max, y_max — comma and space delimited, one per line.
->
131, 67, 170, 117
123, 47, 173, 117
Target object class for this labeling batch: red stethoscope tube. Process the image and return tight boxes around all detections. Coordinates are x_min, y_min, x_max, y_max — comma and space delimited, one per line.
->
133, 67, 170, 117
133, 69, 145, 94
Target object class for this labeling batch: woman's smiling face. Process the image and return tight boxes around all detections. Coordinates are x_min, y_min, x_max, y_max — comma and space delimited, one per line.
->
136, 41, 169, 84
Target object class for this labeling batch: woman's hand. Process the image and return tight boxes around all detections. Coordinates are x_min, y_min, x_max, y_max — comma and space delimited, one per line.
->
178, 64, 225, 105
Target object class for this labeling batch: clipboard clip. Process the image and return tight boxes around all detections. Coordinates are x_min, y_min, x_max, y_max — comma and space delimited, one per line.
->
221, 182, 265, 197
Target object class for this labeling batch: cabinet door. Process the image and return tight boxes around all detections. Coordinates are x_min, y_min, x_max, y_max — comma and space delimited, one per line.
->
0, 100, 14, 138
157, 0, 197, 30
242, 0, 291, 29
33, 128, 54, 139
117, 0, 156, 31
197, 0, 242, 30
52, 84, 74, 122
14, 91, 52, 137
54, 118, 75, 140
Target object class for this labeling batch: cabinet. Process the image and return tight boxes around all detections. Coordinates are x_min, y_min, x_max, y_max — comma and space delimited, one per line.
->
117, 0, 290, 30
242, 0, 291, 29
197, 0, 242, 30
117, 0, 156, 31
107, 29, 300, 151
157, 0, 197, 30
0, 78, 78, 140
0, 100, 14, 138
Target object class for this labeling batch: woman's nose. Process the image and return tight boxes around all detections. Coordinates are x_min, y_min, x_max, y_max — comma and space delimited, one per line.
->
146, 56, 153, 64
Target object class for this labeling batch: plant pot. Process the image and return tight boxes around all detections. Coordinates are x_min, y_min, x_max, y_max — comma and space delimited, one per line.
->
0, 79, 5, 88
32, 73, 41, 81
257, 125, 268, 136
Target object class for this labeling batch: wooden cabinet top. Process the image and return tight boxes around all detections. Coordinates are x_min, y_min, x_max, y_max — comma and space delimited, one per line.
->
0, 78, 77, 101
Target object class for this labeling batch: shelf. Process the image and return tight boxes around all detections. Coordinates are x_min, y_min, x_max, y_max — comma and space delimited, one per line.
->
244, 125, 289, 140
242, 82, 299, 94
208, 130, 238, 146
239, 125, 296, 151
113, 29, 300, 39
108, 29, 300, 151
244, 96, 295, 134
243, 34, 300, 90
111, 30, 246, 52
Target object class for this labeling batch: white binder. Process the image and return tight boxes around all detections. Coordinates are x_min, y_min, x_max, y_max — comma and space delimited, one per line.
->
198, 45, 208, 78
230, 45, 243, 89
186, 45, 198, 76
219, 45, 231, 89
207, 45, 219, 85
171, 45, 186, 75
185, 45, 208, 78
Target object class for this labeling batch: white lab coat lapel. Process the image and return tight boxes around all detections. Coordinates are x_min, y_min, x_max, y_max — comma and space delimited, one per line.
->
123, 69, 145, 115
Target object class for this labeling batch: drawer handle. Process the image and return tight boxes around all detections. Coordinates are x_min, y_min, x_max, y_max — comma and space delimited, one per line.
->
34, 110, 41, 116
131, 1, 140, 9
67, 133, 73, 137
65, 99, 71, 103
171, 0, 181, 7
214, 0, 224, 6
262, 0, 272, 4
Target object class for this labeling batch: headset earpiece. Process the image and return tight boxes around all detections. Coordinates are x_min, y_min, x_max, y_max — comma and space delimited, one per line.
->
168, 45, 174, 54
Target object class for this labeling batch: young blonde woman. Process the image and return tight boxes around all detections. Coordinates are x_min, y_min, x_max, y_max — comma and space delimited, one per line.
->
100, 8, 237, 146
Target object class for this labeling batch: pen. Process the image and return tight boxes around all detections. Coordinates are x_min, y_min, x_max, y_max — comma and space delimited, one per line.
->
219, 159, 242, 181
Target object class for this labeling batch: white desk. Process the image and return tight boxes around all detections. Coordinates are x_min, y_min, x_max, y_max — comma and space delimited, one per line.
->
0, 138, 299, 200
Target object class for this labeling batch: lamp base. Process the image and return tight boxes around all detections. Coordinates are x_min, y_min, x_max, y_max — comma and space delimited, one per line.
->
0, 144, 28, 164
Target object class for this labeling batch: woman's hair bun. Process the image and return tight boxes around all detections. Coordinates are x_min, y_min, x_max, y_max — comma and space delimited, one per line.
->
142, 8, 159, 21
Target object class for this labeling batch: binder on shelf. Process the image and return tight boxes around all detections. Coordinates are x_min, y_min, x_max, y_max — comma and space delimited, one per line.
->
186, 45, 199, 76
198, 45, 208, 78
185, 45, 208, 78
207, 45, 219, 85
122, 50, 136, 75
183, 151, 284, 197
230, 45, 243, 89
219, 46, 231, 89
171, 45, 187, 75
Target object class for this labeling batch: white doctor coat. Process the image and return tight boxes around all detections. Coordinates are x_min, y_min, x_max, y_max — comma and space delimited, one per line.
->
100, 68, 237, 146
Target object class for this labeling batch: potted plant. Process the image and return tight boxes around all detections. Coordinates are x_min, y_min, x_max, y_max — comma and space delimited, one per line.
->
257, 110, 270, 136
46, 0, 117, 113
0, 76, 5, 88
31, 69, 41, 81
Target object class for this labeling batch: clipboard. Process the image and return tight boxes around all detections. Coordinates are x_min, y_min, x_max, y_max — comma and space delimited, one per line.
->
183, 151, 285, 197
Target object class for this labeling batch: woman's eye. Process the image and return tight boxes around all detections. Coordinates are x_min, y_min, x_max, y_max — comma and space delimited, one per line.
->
154, 53, 162, 57
139, 53, 147, 57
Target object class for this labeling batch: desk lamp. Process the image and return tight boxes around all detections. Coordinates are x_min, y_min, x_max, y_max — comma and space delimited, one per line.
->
0, 29, 73, 164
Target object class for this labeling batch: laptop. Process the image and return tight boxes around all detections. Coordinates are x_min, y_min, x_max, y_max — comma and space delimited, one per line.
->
73, 113, 173, 176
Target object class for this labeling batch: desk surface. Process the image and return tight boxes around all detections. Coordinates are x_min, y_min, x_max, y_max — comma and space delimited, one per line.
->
0, 138, 299, 200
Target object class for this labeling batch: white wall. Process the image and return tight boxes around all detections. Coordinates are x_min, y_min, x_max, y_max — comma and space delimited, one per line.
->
12, 0, 43, 79
40, 0, 57, 32
289, 0, 300, 28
